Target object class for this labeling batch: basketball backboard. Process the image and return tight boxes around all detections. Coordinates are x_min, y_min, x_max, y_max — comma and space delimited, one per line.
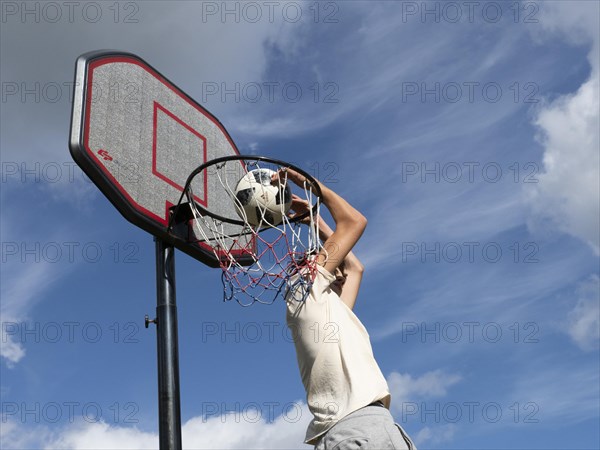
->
69, 50, 251, 267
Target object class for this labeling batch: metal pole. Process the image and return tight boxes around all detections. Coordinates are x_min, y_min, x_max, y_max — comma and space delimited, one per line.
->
154, 238, 182, 450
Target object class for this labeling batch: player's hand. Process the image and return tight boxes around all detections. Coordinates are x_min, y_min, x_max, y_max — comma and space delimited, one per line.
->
288, 194, 314, 225
271, 167, 311, 189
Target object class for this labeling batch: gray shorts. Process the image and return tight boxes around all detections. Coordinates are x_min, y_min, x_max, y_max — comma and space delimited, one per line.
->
314, 404, 416, 450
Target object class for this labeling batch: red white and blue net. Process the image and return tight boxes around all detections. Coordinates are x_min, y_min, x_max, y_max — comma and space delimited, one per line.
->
182, 158, 323, 306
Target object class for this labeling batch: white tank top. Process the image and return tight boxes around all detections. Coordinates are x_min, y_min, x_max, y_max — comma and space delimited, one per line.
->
286, 265, 391, 444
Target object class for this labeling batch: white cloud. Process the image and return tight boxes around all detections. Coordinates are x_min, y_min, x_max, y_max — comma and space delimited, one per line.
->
527, 1, 600, 254
566, 275, 600, 351
0, 333, 25, 368
530, 1, 600, 53
42, 421, 158, 450
0, 419, 54, 450
529, 73, 600, 253
181, 403, 310, 449
1, 403, 311, 450
387, 370, 462, 407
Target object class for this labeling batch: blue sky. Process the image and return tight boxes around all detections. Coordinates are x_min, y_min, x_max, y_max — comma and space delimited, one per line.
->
1, 1, 599, 449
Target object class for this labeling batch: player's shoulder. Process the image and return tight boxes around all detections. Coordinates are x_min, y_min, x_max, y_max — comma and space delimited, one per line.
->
284, 264, 336, 304
315, 264, 336, 283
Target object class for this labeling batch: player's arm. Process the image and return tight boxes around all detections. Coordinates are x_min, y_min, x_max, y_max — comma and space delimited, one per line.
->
316, 184, 367, 275
279, 168, 367, 274
315, 216, 364, 309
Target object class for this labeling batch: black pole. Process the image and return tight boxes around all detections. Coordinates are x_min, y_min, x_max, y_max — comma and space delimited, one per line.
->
154, 238, 182, 450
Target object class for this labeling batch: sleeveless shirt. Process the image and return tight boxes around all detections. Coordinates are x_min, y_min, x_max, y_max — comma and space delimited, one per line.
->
286, 265, 391, 444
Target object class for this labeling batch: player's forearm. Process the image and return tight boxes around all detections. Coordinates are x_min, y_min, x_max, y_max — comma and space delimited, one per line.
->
317, 217, 364, 272
317, 183, 367, 230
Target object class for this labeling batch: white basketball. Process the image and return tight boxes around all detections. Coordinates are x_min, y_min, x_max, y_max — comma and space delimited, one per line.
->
234, 169, 292, 227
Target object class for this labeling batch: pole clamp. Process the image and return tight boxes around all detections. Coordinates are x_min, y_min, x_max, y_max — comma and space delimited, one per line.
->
145, 314, 157, 328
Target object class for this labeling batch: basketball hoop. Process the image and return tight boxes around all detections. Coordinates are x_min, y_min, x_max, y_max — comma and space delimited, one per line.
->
169, 155, 324, 306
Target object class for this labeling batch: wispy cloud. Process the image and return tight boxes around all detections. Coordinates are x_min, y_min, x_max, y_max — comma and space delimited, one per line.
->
0, 221, 61, 367
388, 369, 462, 406
0, 198, 79, 366
232, 3, 535, 141
566, 275, 600, 351
371, 238, 592, 341
0, 252, 62, 366
387, 369, 461, 447
510, 356, 599, 425
413, 424, 457, 446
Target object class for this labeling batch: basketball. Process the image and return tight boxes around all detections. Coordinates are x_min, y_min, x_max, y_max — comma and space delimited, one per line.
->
234, 169, 292, 227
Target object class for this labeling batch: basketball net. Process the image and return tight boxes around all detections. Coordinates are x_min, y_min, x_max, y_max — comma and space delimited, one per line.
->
184, 159, 323, 306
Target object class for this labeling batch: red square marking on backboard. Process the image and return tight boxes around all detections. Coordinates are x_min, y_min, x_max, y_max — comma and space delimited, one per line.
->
152, 102, 208, 206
